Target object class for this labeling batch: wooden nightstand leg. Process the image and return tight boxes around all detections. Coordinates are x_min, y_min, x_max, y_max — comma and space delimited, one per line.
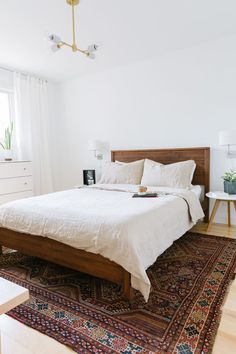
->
207, 200, 221, 231
227, 201, 231, 227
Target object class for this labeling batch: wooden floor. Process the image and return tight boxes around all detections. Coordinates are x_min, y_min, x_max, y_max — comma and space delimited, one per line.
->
192, 222, 236, 354
0, 222, 236, 353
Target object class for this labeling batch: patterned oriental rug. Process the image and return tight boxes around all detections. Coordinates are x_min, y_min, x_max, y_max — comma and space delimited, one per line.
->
1, 232, 236, 354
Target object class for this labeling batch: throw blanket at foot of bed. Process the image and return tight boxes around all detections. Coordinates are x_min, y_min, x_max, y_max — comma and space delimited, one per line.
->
1, 232, 236, 354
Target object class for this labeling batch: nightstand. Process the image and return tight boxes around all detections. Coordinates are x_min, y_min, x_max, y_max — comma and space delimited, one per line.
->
206, 192, 236, 231
0, 161, 33, 204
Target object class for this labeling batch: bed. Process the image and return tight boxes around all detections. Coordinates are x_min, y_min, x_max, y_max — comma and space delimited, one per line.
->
0, 147, 210, 301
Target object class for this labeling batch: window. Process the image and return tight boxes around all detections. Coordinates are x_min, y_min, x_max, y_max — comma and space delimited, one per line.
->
0, 91, 13, 143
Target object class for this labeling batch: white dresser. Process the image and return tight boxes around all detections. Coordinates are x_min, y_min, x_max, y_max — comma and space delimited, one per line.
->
0, 161, 34, 204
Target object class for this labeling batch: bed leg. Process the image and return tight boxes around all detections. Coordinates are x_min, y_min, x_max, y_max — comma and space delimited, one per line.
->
204, 211, 209, 224
0, 245, 3, 255
123, 271, 134, 302
204, 202, 209, 223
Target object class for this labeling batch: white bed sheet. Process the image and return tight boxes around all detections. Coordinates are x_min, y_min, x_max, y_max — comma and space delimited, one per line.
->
0, 184, 204, 301
191, 185, 205, 202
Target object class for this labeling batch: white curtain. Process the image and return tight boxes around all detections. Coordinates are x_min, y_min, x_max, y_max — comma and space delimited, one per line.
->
14, 72, 53, 195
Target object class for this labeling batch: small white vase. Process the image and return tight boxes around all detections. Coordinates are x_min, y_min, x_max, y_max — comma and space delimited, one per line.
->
2, 149, 14, 161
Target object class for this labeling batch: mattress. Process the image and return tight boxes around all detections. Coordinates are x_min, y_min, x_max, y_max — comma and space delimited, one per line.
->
191, 185, 205, 202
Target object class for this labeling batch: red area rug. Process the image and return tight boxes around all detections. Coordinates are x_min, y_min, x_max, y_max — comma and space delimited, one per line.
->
1, 232, 236, 354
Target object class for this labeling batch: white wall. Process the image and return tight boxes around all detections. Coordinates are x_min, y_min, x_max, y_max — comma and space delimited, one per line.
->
52, 35, 236, 224
0, 68, 13, 91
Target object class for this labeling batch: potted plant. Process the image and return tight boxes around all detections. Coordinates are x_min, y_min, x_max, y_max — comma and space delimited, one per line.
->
222, 170, 236, 195
0, 122, 14, 161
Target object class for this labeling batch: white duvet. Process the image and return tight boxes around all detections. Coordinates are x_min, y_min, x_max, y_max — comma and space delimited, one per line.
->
0, 184, 204, 301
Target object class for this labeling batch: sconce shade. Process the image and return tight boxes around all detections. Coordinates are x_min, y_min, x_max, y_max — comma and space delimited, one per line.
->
219, 130, 236, 146
88, 139, 103, 151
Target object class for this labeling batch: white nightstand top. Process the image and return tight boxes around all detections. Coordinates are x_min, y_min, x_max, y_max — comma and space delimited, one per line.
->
0, 278, 29, 315
206, 192, 236, 201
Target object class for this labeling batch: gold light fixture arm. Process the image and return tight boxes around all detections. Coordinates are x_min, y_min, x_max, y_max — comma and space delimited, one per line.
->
66, 0, 80, 5
71, 2, 77, 51
70, 0, 89, 54
59, 41, 88, 55
60, 41, 72, 49
50, 0, 96, 58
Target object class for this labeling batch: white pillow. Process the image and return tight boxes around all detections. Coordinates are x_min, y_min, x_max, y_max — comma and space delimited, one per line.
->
99, 160, 144, 184
115, 159, 144, 167
141, 159, 196, 189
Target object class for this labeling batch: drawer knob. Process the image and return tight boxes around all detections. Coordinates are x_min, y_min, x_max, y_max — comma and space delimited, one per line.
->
24, 182, 28, 185
24, 168, 27, 170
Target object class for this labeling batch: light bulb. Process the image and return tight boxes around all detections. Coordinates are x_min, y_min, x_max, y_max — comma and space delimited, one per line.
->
51, 44, 61, 52
87, 44, 99, 53
49, 34, 62, 44
87, 52, 96, 60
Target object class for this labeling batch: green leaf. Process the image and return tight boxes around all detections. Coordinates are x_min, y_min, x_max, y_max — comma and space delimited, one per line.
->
222, 169, 236, 182
2, 122, 14, 150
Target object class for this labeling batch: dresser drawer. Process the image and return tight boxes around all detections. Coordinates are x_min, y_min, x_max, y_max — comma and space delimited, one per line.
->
0, 191, 34, 205
0, 162, 32, 179
0, 176, 33, 195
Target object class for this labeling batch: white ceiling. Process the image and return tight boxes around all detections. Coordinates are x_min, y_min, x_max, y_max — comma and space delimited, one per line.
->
0, 0, 236, 82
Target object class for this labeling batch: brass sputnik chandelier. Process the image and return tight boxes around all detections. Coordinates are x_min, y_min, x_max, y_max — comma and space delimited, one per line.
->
49, 0, 98, 59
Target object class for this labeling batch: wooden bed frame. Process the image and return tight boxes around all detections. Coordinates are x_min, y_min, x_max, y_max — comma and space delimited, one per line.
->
0, 147, 210, 300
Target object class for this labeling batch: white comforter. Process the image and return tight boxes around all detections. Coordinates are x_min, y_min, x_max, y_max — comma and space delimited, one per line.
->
0, 184, 204, 301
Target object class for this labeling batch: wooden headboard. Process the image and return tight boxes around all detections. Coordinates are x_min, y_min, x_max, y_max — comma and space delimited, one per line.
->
111, 147, 210, 221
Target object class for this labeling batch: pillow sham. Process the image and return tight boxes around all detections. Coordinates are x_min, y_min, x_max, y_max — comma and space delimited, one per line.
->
99, 160, 144, 184
141, 159, 196, 189
115, 159, 144, 168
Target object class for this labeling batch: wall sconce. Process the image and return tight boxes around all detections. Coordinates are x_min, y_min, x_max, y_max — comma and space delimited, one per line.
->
219, 130, 236, 157
88, 140, 103, 160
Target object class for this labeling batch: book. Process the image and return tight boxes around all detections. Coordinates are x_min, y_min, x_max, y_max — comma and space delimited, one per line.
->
132, 193, 158, 198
